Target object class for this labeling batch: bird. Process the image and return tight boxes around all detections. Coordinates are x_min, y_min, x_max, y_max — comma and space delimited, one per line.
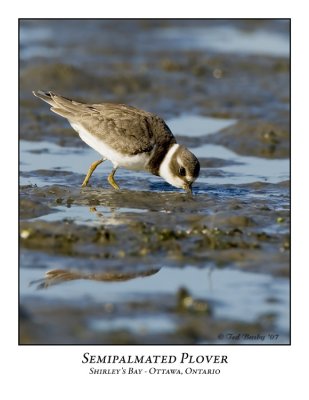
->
32, 91, 200, 193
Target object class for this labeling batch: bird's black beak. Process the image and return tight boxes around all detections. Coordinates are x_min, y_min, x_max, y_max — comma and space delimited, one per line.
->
184, 183, 193, 195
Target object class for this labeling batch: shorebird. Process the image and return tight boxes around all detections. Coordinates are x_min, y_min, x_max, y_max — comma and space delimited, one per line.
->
33, 91, 200, 193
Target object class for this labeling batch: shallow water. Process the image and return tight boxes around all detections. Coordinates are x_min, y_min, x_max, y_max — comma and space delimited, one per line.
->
20, 265, 289, 344
156, 25, 290, 57
20, 21, 289, 63
20, 113, 290, 344
195, 144, 289, 185
20, 114, 289, 188
168, 115, 236, 137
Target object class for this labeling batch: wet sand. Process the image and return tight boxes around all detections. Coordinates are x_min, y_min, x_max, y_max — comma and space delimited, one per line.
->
19, 19, 290, 344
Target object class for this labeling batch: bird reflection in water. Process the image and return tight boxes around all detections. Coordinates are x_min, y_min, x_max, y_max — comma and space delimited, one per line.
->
29, 204, 160, 289
30, 267, 160, 290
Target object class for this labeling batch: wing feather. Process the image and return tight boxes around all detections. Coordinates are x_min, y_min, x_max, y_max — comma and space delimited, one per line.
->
34, 91, 176, 156
73, 104, 175, 156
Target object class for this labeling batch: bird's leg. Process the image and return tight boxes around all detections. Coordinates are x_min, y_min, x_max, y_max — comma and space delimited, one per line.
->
81, 159, 104, 187
107, 167, 120, 190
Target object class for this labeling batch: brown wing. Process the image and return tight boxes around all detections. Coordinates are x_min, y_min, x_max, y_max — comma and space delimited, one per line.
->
76, 104, 157, 154
33, 91, 176, 156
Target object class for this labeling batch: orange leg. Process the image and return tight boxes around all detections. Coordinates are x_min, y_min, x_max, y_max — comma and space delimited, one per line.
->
107, 167, 120, 190
81, 159, 104, 187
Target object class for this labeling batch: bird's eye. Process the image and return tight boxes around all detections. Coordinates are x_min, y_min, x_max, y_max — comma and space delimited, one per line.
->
179, 167, 186, 176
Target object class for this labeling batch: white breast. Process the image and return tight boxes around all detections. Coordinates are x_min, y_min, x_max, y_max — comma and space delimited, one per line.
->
70, 122, 151, 170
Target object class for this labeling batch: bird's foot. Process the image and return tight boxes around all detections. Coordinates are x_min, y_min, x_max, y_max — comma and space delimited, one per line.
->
108, 173, 120, 190
81, 159, 104, 188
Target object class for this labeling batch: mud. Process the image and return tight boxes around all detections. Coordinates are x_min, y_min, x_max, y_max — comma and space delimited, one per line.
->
19, 19, 290, 344
206, 119, 290, 158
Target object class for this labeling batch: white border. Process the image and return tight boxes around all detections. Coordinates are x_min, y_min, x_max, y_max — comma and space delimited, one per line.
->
2, 2, 306, 398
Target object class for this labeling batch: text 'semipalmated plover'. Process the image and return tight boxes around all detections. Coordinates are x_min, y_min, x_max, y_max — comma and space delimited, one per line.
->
33, 91, 200, 193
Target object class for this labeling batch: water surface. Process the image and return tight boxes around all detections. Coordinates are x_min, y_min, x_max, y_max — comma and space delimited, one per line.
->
19, 19, 290, 345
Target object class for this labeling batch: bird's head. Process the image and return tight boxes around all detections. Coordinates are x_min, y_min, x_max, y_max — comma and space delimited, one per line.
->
159, 144, 200, 194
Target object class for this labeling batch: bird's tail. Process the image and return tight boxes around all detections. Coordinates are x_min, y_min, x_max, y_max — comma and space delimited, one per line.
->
32, 90, 84, 119
32, 90, 57, 106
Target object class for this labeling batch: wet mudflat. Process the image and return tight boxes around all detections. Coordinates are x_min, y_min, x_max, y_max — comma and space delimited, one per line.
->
19, 19, 290, 344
